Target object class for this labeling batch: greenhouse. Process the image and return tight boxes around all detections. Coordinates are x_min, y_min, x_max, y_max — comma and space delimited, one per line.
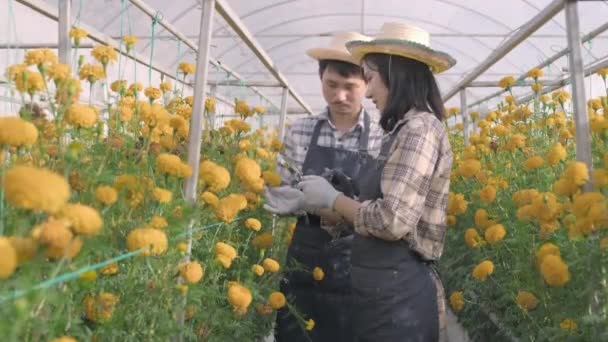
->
0, 0, 607, 341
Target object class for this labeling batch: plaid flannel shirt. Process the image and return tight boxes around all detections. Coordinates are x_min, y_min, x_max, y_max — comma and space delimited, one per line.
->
353, 108, 453, 260
277, 107, 384, 236
353, 109, 452, 341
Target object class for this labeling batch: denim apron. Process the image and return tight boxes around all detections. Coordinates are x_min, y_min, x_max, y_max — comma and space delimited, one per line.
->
351, 121, 440, 342
275, 112, 373, 342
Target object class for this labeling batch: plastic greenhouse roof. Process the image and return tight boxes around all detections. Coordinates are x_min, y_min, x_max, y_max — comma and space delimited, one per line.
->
3, 0, 608, 118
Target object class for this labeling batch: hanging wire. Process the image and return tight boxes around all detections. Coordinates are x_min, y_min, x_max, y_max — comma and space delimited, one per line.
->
117, 0, 126, 81
173, 39, 182, 94
148, 12, 163, 86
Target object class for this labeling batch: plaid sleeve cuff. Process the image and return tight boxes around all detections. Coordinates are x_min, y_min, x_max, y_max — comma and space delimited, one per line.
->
354, 200, 372, 235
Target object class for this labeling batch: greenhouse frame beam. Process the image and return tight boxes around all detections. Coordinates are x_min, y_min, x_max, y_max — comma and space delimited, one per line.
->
278, 87, 288, 142
468, 80, 562, 88
15, 0, 195, 90
184, 0, 216, 204
460, 89, 469, 146
442, 0, 565, 102
214, 0, 313, 115
0, 43, 94, 49
209, 80, 283, 87
468, 19, 608, 108
57, 0, 70, 65
565, 0, 592, 190
127, 0, 281, 113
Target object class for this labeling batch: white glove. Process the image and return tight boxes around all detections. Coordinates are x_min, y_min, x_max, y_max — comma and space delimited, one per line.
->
297, 175, 341, 210
263, 185, 306, 215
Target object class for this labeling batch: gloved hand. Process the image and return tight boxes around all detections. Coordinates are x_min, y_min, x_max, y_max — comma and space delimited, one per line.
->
263, 185, 306, 215
297, 175, 342, 210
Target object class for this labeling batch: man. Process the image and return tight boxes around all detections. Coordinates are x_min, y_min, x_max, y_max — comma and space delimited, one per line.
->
265, 32, 384, 342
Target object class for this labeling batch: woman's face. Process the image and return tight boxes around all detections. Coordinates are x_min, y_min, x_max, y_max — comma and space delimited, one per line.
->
363, 61, 389, 112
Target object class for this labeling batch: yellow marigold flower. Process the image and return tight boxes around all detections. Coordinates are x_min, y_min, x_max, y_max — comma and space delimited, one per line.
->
91, 45, 117, 66
3, 166, 70, 214
498, 76, 516, 90
447, 192, 468, 216
306, 319, 315, 331
313, 267, 324, 281
446, 215, 457, 226
449, 291, 464, 312
560, 319, 577, 331
152, 187, 173, 203
199, 160, 231, 193
14, 69, 45, 95
69, 27, 88, 45
45, 236, 83, 260
216, 254, 233, 269
484, 224, 506, 244
255, 147, 271, 159
531, 82, 543, 93
512, 189, 540, 208
523, 156, 544, 170
144, 87, 161, 101
178, 62, 195, 75
527, 68, 543, 80
0, 237, 18, 279
175, 284, 189, 296
180, 261, 204, 284
122, 35, 137, 50
24, 48, 57, 68
254, 106, 266, 115
552, 89, 571, 104
0, 116, 38, 147
78, 63, 105, 83
95, 185, 118, 205
262, 170, 282, 187
464, 228, 483, 248
234, 99, 252, 117
269, 138, 284, 152
65, 104, 98, 128
553, 178, 578, 197
159, 81, 172, 93
474, 208, 495, 230
252, 264, 265, 276
545, 143, 567, 166
156, 153, 193, 178
51, 336, 77, 342
215, 242, 238, 261
83, 292, 119, 323
457, 159, 481, 178
245, 218, 262, 231
252, 232, 273, 250
100, 262, 119, 276
47, 63, 71, 82
200, 191, 220, 207
540, 255, 570, 287
563, 161, 589, 186
176, 242, 188, 253
8, 236, 37, 265
472, 260, 494, 281
149, 215, 168, 229
536, 242, 560, 268
262, 258, 280, 273
204, 97, 216, 112
214, 194, 248, 223
225, 118, 251, 133
478, 185, 497, 204
227, 283, 252, 313
238, 139, 252, 151
59, 203, 103, 236
235, 157, 262, 183
268, 292, 286, 309
126, 228, 168, 256
516, 291, 539, 311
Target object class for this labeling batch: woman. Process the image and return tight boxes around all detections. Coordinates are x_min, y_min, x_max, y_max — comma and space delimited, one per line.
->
295, 22, 456, 341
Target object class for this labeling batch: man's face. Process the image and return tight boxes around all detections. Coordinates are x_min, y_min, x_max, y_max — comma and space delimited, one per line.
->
320, 67, 366, 116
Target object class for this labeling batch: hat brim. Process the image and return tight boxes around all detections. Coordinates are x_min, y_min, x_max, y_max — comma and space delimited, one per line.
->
346, 39, 456, 74
306, 48, 359, 65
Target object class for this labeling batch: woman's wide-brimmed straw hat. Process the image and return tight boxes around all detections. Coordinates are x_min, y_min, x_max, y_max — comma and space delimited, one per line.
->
346, 22, 456, 73
306, 31, 371, 65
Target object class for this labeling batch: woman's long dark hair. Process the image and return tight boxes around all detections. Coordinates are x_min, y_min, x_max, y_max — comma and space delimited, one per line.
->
363, 53, 446, 132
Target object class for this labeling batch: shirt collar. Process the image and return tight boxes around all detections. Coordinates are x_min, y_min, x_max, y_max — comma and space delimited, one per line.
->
387, 108, 422, 135
320, 106, 367, 132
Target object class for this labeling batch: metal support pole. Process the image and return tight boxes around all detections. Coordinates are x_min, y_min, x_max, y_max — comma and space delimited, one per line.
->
208, 85, 217, 130
442, 0, 565, 102
460, 89, 469, 146
278, 87, 288, 141
57, 0, 71, 65
184, 0, 216, 203
565, 0, 593, 192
